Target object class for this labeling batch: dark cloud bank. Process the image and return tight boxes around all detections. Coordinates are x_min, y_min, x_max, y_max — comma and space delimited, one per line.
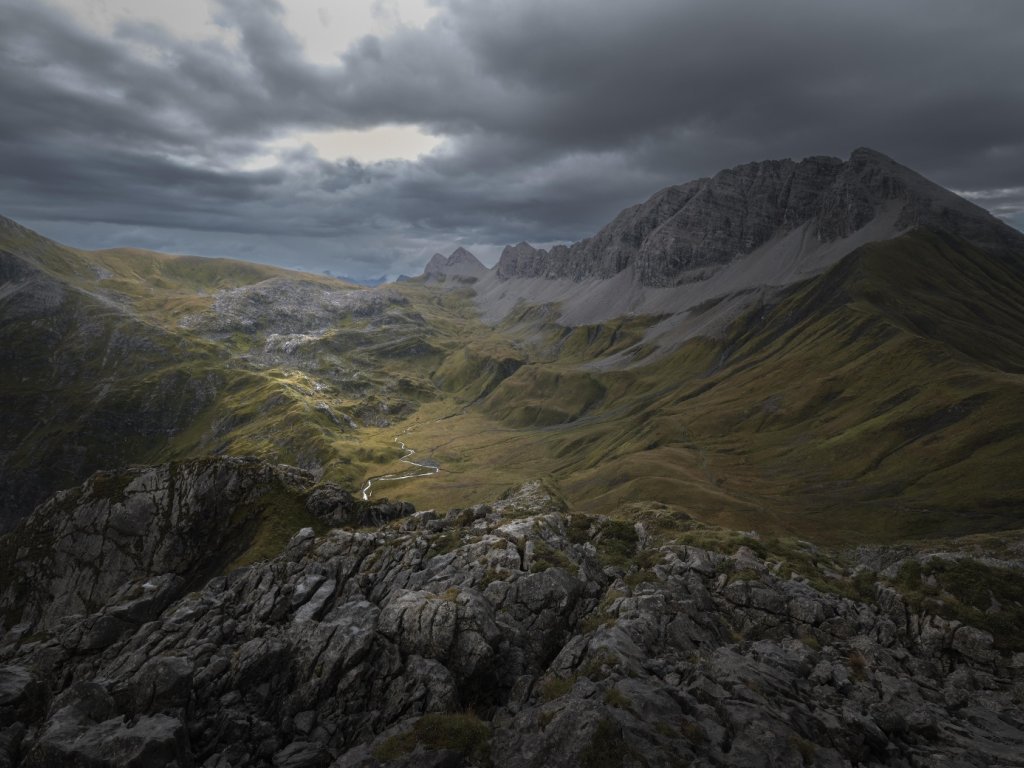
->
1, 0, 1022, 277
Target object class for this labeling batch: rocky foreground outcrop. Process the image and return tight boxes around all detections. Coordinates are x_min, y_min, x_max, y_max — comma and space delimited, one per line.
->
1, 461, 1023, 767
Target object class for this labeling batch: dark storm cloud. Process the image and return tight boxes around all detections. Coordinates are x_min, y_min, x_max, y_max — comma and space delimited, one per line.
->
1, 0, 1022, 277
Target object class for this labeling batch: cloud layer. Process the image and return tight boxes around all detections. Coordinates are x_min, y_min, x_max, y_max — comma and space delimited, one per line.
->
1, 0, 1022, 277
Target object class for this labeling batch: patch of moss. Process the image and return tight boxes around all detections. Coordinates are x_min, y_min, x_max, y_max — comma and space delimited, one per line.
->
727, 567, 764, 584
623, 568, 656, 588
594, 520, 638, 568
580, 588, 626, 634
888, 557, 1024, 652
429, 528, 464, 556
603, 686, 633, 712
372, 731, 417, 762
580, 648, 621, 681
373, 712, 490, 764
566, 514, 593, 545
789, 734, 817, 766
579, 718, 630, 768
227, 484, 326, 570
539, 675, 575, 702
530, 542, 576, 573
89, 471, 134, 503
681, 720, 707, 744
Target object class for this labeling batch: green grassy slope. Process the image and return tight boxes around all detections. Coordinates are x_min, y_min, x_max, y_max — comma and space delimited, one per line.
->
0, 218, 373, 528
394, 230, 1024, 543
661, 230, 1024, 540
0, 218, 515, 530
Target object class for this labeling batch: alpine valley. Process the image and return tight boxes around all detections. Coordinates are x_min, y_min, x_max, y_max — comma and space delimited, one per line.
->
2, 148, 1024, 767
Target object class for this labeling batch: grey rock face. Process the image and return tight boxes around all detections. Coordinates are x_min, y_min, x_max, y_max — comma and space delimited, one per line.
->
494, 148, 1024, 287
0, 458, 314, 637
0, 459, 409, 640
180, 279, 407, 336
422, 249, 487, 282
1, 473, 1023, 767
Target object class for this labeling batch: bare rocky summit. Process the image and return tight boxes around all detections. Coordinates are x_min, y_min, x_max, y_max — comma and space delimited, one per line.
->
492, 148, 1024, 287
422, 248, 487, 282
1, 461, 1023, 767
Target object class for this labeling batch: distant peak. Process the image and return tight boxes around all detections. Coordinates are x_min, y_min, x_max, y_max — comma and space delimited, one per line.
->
424, 253, 447, 270
496, 241, 549, 279
447, 247, 482, 266
422, 246, 486, 278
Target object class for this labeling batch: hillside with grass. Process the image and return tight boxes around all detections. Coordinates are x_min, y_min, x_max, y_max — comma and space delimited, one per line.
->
387, 230, 1024, 544
0, 217, 435, 528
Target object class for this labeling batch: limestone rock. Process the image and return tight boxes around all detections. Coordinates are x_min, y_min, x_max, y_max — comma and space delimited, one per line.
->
1, 473, 1023, 767
492, 148, 1024, 287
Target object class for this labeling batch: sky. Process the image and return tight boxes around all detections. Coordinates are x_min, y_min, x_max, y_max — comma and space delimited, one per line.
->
1, 0, 1022, 280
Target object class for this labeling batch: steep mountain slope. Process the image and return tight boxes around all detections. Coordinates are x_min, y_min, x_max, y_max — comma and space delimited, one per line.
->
0, 217, 488, 531
0, 218, 228, 530
472, 149, 1024, 330
395, 229, 1024, 543
491, 148, 1021, 285
589, 230, 1024, 540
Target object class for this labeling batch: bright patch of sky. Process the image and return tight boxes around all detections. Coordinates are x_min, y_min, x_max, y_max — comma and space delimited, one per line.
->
46, 0, 439, 164
249, 126, 442, 170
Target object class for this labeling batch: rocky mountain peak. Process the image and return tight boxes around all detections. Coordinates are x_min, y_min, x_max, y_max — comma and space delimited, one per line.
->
493, 148, 1023, 287
447, 246, 481, 266
423, 252, 448, 276
422, 246, 487, 280
495, 241, 547, 279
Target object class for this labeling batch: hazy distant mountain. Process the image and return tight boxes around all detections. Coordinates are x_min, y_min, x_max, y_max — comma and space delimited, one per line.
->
422, 246, 488, 281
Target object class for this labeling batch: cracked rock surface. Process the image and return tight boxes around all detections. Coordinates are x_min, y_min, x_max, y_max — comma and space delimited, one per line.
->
1, 463, 1023, 767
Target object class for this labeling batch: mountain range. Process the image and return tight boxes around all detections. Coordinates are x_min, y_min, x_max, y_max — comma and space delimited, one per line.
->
1, 148, 1024, 767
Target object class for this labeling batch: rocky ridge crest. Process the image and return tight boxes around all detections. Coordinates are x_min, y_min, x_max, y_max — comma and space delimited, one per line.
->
422, 248, 487, 282
1, 460, 1023, 767
492, 148, 1023, 287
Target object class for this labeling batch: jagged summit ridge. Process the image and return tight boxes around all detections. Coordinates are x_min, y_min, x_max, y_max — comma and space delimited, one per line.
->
493, 148, 1022, 287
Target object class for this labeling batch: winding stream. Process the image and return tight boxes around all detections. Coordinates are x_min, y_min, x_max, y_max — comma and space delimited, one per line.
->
360, 432, 440, 501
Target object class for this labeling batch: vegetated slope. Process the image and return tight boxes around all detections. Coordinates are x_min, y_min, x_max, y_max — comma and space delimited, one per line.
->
5, 147, 1024, 545
557, 230, 1024, 541
0, 219, 230, 530
0, 215, 483, 531
397, 229, 1024, 543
